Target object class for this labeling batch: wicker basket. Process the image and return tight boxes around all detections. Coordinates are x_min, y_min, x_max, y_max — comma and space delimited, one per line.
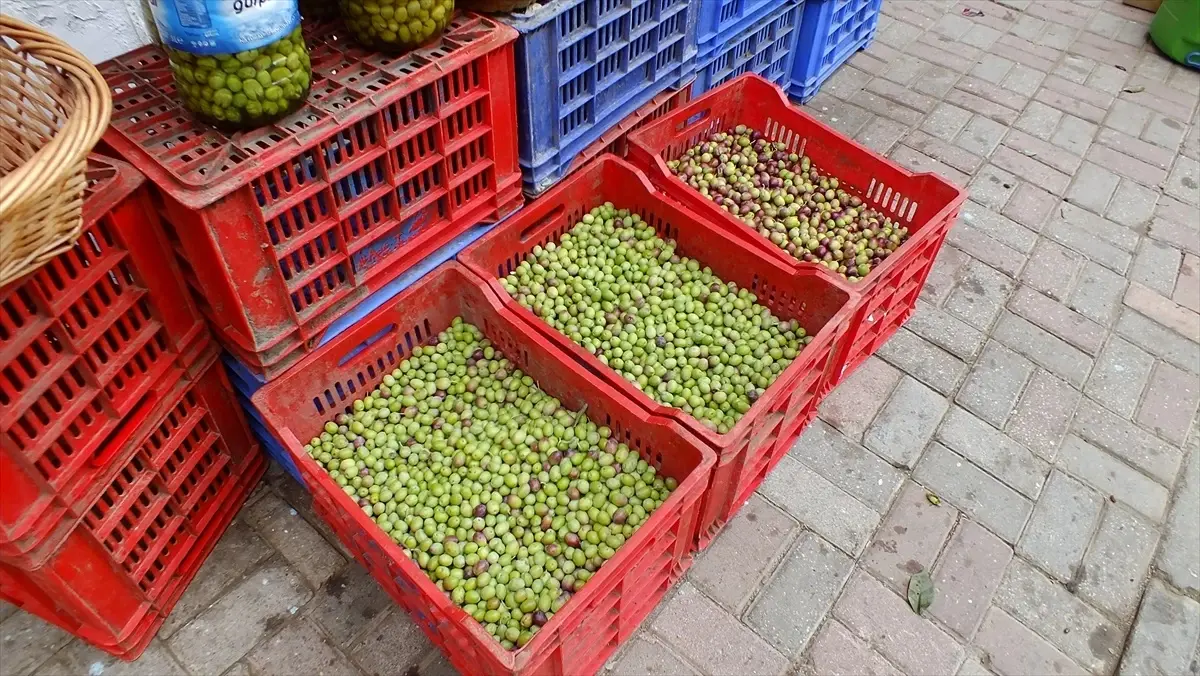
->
0, 15, 112, 287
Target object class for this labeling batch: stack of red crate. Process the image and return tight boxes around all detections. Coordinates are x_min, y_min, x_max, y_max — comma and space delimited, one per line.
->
0, 155, 264, 659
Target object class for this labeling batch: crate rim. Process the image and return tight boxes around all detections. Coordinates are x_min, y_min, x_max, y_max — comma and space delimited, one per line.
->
100, 14, 519, 211
458, 154, 858, 454
625, 73, 969, 295
250, 261, 716, 672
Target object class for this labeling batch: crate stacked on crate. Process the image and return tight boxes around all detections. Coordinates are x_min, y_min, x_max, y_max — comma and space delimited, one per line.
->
98, 13, 525, 384
252, 263, 715, 675
459, 156, 856, 548
788, 0, 883, 102
692, 0, 804, 95
627, 73, 967, 384
565, 80, 693, 171
0, 156, 263, 659
498, 0, 699, 194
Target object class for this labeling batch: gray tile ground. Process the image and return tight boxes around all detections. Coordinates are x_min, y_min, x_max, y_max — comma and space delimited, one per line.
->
5, 0, 1199, 673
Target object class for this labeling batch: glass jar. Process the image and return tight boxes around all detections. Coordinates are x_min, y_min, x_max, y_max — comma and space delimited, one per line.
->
339, 0, 456, 53
150, 0, 312, 130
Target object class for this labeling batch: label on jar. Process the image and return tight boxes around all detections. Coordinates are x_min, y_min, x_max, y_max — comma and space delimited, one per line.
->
148, 0, 300, 55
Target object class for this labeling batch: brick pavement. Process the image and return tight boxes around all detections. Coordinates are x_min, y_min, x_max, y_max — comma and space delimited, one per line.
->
4, 0, 1199, 673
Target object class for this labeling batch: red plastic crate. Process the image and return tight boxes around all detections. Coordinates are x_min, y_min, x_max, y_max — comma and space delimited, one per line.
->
252, 263, 714, 675
627, 74, 967, 383
458, 156, 854, 547
98, 14, 525, 381
0, 155, 208, 564
564, 82, 695, 176
0, 353, 263, 660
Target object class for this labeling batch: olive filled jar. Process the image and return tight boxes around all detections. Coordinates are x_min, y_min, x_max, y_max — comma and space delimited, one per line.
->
339, 0, 455, 53
149, 0, 312, 130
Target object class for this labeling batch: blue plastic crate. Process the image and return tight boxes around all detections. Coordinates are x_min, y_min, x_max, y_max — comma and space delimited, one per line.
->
503, 0, 699, 194
222, 223, 498, 485
692, 0, 803, 95
787, 0, 881, 102
695, 0, 787, 64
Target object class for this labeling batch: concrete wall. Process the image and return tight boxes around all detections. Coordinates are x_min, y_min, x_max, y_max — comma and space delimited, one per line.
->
5, 0, 156, 63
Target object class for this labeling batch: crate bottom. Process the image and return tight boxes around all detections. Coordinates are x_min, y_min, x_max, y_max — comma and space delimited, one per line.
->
788, 30, 877, 103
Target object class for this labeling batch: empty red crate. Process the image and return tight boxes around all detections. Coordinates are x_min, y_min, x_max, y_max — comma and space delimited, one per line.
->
252, 263, 714, 675
0, 352, 263, 659
458, 156, 854, 547
1, 155, 208, 564
98, 13, 525, 381
627, 74, 967, 383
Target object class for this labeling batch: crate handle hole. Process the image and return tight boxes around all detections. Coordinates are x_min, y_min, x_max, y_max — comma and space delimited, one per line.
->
338, 323, 397, 367
519, 204, 567, 243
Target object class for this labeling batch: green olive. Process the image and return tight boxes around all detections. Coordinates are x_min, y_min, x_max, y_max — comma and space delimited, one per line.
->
303, 318, 674, 649
339, 0, 456, 52
166, 25, 311, 129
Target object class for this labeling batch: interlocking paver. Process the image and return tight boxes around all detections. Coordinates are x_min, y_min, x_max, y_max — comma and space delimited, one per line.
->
1130, 239, 1183, 297
1106, 178, 1160, 230
1174, 253, 1200, 312
906, 301, 988, 361
945, 260, 1015, 332
974, 608, 1088, 676
245, 618, 357, 676
1022, 239, 1084, 301
875, 328, 970, 396
864, 376, 950, 470
960, 202, 1038, 254
957, 341, 1034, 428
1157, 438, 1200, 593
0, 611, 72, 676
652, 583, 788, 676
1010, 285, 1107, 355
746, 532, 853, 657
1007, 369, 1080, 462
913, 443, 1033, 544
790, 419, 904, 512
1137, 361, 1200, 446
797, 620, 902, 676
54, 639, 187, 676
244, 492, 346, 589
1073, 396, 1183, 485
1064, 161, 1120, 214
1018, 469, 1103, 582
863, 481, 958, 591
931, 520, 1012, 639
1117, 580, 1200, 676
350, 611, 431, 676
993, 312, 1093, 388
608, 636, 700, 676
1116, 307, 1200, 374
690, 494, 798, 613
1077, 504, 1161, 620
1058, 434, 1170, 522
760, 454, 880, 555
1085, 336, 1155, 418
818, 358, 901, 443
1069, 261, 1129, 325
308, 563, 392, 648
937, 406, 1049, 498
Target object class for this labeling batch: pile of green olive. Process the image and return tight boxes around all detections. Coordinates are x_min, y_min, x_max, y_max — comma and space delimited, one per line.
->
339, 0, 456, 52
304, 318, 674, 649
501, 205, 811, 434
166, 26, 311, 129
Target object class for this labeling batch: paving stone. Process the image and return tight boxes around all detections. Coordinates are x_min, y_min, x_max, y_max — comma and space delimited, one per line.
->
746, 531, 853, 656
993, 312, 1093, 389
959, 202, 1038, 254
1142, 112, 1188, 150
968, 163, 1020, 211
168, 560, 314, 676
1117, 306, 1200, 376
1158, 438, 1200, 593
350, 611, 432, 676
1009, 285, 1107, 355
1021, 239, 1084, 301
1035, 87, 1108, 126
922, 102, 975, 141
796, 620, 902, 676
1003, 128, 1087, 178
863, 376, 949, 470
851, 90, 926, 128
863, 481, 958, 591
1058, 435, 1170, 522
937, 407, 1049, 498
957, 342, 1034, 428
1089, 143, 1169, 187
759, 454, 879, 555
833, 570, 964, 675
890, 144, 972, 187
608, 635, 700, 676
1153, 197, 1200, 255
993, 557, 1124, 674
690, 494, 798, 613
913, 443, 1033, 544
1131, 239, 1184, 298
0, 603, 15, 625
992, 146, 1072, 196
867, 75, 941, 114
855, 115, 909, 154
904, 129, 985, 175
1044, 213, 1134, 274
308, 563, 393, 647
818, 357, 902, 443
652, 583, 788, 676
931, 520, 1012, 639
1138, 361, 1200, 446
1118, 580, 1200, 676
1018, 469, 1103, 582
974, 607, 1088, 676
244, 492, 347, 589
1001, 63, 1046, 98
245, 618, 357, 676
970, 53, 1015, 85
1069, 261, 1128, 325
955, 115, 1008, 157
945, 224, 1027, 278
160, 520, 274, 639
54, 639, 188, 676
1105, 98, 1154, 136
1124, 283, 1200, 342
924, 245, 973, 306
416, 649, 458, 676
875, 329, 969, 396
1086, 336, 1155, 418
945, 260, 1015, 332
1060, 201, 1142, 252
906, 301, 988, 361
1015, 100, 1065, 140
1073, 397, 1183, 485
1174, 253, 1200, 313
1051, 114, 1099, 156
0, 612, 74, 676
1098, 127, 1179, 169
1007, 369, 1080, 462
1064, 161, 1121, 214
1077, 503, 1161, 619
955, 649, 995, 676
789, 420, 904, 512
1107, 178, 1161, 229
